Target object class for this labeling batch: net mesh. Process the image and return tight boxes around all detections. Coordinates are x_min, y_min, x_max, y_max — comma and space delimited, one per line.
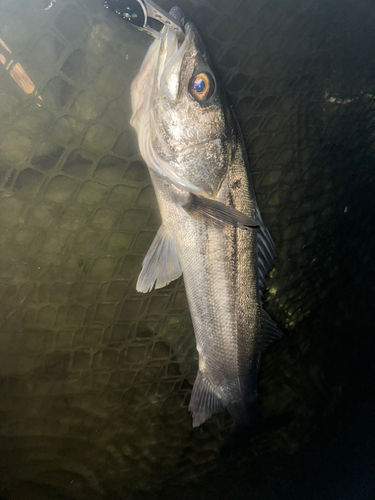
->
0, 0, 373, 498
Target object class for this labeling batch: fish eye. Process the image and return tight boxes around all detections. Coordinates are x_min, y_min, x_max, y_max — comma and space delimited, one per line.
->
190, 72, 214, 102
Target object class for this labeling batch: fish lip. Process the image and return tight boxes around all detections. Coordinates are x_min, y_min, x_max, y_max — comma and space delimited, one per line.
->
158, 22, 193, 71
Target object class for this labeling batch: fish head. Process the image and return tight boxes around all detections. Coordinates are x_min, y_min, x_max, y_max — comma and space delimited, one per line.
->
131, 17, 236, 198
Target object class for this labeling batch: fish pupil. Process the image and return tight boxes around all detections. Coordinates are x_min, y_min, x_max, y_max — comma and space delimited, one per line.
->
193, 77, 206, 93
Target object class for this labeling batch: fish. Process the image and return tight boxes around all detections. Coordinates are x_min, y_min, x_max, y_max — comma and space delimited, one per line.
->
130, 6, 283, 428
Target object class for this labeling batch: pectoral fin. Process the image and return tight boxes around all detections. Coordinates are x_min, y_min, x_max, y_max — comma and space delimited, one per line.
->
183, 194, 258, 229
136, 225, 182, 293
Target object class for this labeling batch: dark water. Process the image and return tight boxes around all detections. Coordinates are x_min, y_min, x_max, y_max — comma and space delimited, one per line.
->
0, 0, 373, 498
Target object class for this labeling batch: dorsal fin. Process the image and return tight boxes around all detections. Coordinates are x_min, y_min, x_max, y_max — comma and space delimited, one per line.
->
255, 206, 276, 288
261, 309, 284, 352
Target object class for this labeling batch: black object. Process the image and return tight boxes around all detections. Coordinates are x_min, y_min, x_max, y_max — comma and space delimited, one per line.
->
104, 0, 185, 40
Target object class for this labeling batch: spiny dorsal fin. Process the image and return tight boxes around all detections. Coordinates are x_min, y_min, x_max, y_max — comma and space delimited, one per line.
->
188, 371, 224, 427
136, 225, 182, 293
183, 194, 259, 229
255, 206, 276, 288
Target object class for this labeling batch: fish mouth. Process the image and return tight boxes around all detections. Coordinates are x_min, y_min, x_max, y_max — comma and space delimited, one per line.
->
156, 21, 194, 101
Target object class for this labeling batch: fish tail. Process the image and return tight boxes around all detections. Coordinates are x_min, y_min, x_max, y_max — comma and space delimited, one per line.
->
227, 405, 250, 429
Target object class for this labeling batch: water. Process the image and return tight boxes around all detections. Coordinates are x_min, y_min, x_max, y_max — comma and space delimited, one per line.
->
0, 0, 374, 498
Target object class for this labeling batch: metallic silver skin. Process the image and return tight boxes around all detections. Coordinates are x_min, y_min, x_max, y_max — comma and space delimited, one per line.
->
131, 17, 281, 426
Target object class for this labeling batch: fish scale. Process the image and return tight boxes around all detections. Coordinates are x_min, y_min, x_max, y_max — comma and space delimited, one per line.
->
131, 16, 283, 427
0, 0, 373, 496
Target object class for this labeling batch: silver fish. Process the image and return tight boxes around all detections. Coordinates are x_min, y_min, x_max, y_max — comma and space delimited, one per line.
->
130, 7, 283, 427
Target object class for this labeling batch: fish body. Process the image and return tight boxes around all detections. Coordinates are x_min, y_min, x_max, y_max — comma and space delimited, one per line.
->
130, 8, 282, 427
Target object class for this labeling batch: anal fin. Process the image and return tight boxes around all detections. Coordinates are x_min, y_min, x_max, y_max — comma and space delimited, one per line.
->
136, 225, 182, 293
188, 371, 224, 427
